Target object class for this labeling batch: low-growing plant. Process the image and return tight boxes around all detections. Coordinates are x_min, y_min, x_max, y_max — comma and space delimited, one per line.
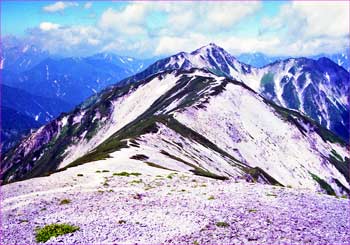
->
113, 172, 141, 177
131, 172, 142, 176
266, 193, 277, 197
102, 170, 110, 173
35, 223, 79, 243
59, 199, 71, 205
248, 209, 257, 213
96, 170, 101, 173
77, 174, 83, 177
208, 195, 215, 200
130, 179, 143, 184
216, 221, 229, 227
114, 172, 130, 176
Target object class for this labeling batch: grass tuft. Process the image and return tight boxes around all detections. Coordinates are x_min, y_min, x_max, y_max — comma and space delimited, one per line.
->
59, 199, 71, 205
35, 223, 79, 243
113, 172, 141, 177
215, 221, 230, 228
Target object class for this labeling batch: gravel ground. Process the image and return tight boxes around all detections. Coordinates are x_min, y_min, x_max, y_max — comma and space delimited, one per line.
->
1, 161, 349, 244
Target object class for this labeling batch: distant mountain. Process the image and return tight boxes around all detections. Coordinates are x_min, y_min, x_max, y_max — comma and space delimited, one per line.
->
0, 37, 50, 73
1, 84, 73, 152
238, 49, 350, 71
1, 42, 156, 153
237, 52, 283, 68
312, 50, 349, 72
87, 53, 157, 74
1, 53, 155, 107
2, 84, 73, 124
1, 106, 41, 152
119, 43, 349, 141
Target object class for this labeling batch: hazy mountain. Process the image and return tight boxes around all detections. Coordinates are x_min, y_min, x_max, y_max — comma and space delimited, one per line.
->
238, 49, 350, 72
1, 84, 73, 152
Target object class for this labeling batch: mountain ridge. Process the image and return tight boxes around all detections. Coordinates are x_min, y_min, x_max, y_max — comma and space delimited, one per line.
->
2, 67, 348, 200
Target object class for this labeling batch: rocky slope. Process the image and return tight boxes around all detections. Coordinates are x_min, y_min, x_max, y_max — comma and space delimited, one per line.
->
1, 159, 349, 244
2, 68, 349, 198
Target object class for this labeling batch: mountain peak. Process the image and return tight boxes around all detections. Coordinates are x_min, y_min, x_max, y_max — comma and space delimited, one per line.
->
196, 42, 224, 51
190, 43, 230, 58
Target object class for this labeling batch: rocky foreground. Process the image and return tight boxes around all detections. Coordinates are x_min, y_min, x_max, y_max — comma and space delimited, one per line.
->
1, 159, 349, 244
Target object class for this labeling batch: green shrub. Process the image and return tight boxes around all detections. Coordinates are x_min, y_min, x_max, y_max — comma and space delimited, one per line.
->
113, 172, 141, 177
130, 179, 143, 184
208, 195, 215, 200
131, 172, 142, 176
59, 199, 71, 205
77, 174, 83, 177
35, 223, 79, 243
309, 172, 336, 196
216, 221, 229, 227
102, 170, 110, 173
266, 193, 277, 197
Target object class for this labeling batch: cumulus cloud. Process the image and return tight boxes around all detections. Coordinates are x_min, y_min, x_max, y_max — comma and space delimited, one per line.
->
27, 24, 102, 56
24, 1, 349, 58
99, 5, 149, 35
39, 22, 61, 31
43, 1, 78, 13
267, 1, 349, 38
259, 1, 349, 55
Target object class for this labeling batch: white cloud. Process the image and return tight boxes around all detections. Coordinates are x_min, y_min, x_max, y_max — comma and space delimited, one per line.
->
99, 5, 148, 35
43, 1, 78, 13
261, 2, 349, 48
28, 24, 102, 56
205, 2, 261, 28
27, 1, 349, 58
39, 22, 61, 31
84, 2, 92, 9
98, 2, 261, 35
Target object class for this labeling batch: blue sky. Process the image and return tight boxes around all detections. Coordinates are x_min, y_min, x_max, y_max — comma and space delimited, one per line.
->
1, 1, 349, 58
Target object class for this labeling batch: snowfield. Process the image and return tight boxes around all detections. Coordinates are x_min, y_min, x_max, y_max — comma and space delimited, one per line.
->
1, 159, 349, 244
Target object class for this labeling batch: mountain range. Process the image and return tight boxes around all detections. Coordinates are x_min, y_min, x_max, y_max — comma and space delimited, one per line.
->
1, 42, 156, 152
237, 48, 350, 72
120, 43, 349, 142
2, 44, 349, 201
